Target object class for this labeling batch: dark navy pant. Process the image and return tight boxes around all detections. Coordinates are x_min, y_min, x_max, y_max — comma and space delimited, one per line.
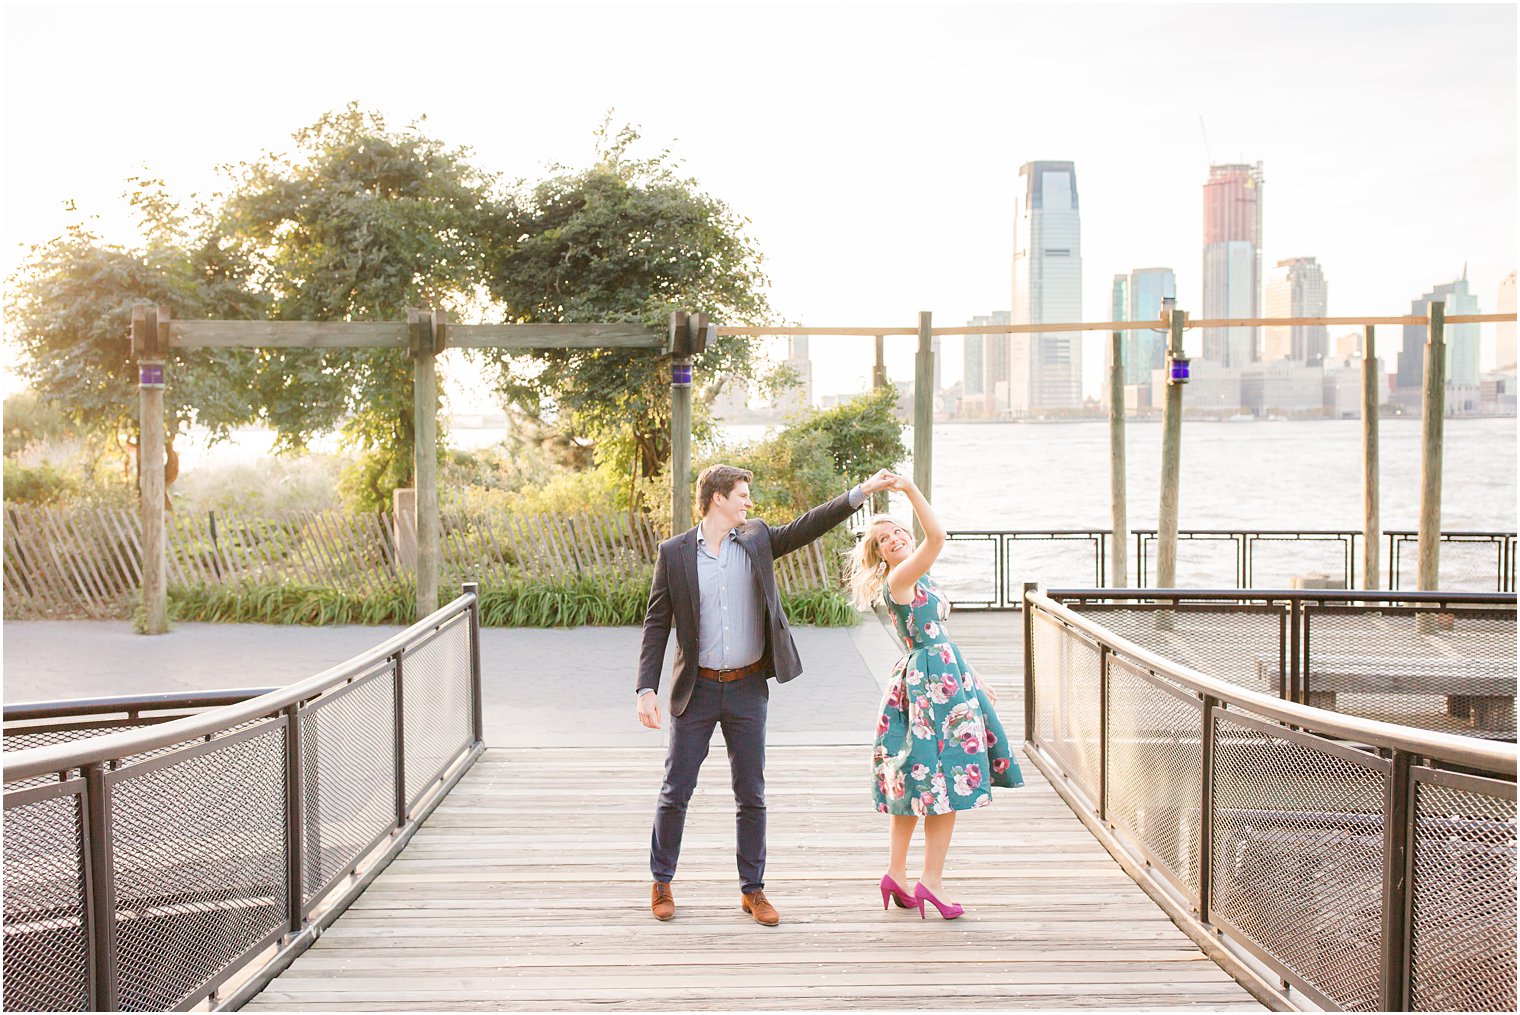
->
650, 669, 769, 894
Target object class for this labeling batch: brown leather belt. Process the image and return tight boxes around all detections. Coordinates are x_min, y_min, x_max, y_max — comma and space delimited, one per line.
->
697, 659, 768, 683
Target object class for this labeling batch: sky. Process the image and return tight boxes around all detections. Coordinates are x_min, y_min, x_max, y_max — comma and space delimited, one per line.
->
1, 1, 1516, 407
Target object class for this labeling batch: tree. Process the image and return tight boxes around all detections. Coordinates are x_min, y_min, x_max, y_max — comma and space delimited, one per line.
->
5, 190, 271, 500
480, 121, 774, 505
208, 103, 496, 510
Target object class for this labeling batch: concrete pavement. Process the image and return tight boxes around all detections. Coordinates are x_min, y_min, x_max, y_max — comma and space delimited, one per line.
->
3, 617, 904, 749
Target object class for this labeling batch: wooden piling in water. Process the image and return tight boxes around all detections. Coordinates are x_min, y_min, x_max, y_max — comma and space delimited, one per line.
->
1362, 324, 1380, 588
1156, 310, 1187, 591
913, 311, 933, 539
1109, 331, 1128, 587
1417, 302, 1446, 592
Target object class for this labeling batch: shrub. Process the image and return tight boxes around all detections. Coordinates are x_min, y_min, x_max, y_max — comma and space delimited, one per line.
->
3, 459, 77, 504
165, 575, 858, 628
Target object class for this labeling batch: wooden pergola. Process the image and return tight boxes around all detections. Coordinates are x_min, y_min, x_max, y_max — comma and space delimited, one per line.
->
127, 303, 1514, 634
128, 307, 695, 633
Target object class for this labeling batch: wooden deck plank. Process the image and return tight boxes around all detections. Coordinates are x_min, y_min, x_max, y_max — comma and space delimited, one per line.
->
244, 615, 1264, 1011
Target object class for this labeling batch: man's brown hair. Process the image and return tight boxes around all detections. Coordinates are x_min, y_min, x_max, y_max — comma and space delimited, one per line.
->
698, 464, 754, 515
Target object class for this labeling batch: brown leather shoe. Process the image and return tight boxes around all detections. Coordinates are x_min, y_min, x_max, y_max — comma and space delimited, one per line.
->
651, 881, 675, 921
741, 890, 779, 926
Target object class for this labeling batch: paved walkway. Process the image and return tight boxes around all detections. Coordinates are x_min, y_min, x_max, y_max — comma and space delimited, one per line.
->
3, 616, 900, 748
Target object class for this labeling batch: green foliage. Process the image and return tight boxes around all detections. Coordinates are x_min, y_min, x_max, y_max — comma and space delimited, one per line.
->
664, 386, 908, 534
2, 459, 77, 504
3, 217, 269, 483
210, 104, 494, 511
165, 575, 858, 628
4, 391, 75, 456
480, 120, 774, 498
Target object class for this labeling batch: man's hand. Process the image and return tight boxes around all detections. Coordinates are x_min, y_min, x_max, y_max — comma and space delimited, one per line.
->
637, 691, 662, 730
861, 468, 898, 496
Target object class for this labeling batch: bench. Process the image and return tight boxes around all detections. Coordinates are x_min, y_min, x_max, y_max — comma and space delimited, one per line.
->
1254, 654, 1516, 730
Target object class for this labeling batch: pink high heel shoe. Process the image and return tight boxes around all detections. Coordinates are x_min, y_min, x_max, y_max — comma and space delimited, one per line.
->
914, 881, 965, 920
879, 874, 915, 910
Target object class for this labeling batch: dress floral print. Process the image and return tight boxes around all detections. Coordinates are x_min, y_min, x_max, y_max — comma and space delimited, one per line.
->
872, 574, 1023, 816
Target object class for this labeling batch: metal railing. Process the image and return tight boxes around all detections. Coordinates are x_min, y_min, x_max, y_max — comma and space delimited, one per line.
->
923, 529, 1516, 609
936, 530, 1110, 609
2, 585, 486, 1012
1023, 587, 1517, 1012
1048, 589, 1517, 740
1133, 529, 1516, 594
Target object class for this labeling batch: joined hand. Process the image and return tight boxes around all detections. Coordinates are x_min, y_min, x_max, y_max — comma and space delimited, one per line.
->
861, 468, 898, 496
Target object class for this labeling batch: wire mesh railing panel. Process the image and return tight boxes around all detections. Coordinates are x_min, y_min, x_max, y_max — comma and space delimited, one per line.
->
109, 721, 288, 1012
1004, 537, 1104, 603
400, 615, 473, 807
1070, 604, 1286, 697
1141, 534, 1241, 589
935, 536, 1000, 606
1247, 535, 1353, 589
1395, 536, 1507, 592
1105, 658, 1202, 898
1030, 612, 1061, 751
3, 788, 90, 1012
1210, 712, 1388, 1011
301, 666, 398, 901
1304, 606, 1516, 738
1408, 774, 1517, 1013
1031, 619, 1103, 804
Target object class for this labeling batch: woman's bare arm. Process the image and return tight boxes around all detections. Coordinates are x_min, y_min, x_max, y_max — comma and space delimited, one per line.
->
886, 479, 945, 605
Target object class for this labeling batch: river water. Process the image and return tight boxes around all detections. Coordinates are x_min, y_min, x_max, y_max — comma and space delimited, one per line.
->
178, 416, 1515, 590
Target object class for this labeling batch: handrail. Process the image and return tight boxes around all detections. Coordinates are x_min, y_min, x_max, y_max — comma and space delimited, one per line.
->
1028, 590, 1517, 775
1050, 587, 1516, 606
2, 590, 476, 783
4, 688, 276, 723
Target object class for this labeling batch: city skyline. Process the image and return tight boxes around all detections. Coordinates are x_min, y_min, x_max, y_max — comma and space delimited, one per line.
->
1, 3, 1514, 407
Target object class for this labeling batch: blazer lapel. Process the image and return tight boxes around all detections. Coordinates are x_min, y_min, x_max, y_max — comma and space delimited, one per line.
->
681, 527, 701, 630
732, 525, 764, 570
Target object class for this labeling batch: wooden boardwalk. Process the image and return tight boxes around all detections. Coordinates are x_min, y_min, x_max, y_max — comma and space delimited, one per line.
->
245, 615, 1267, 1011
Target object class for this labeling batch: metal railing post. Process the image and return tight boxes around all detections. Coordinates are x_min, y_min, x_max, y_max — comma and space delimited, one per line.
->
1380, 749, 1414, 1012
392, 650, 407, 825
1097, 645, 1110, 820
1197, 696, 1218, 922
83, 761, 119, 1010
283, 704, 305, 935
464, 582, 484, 746
1022, 581, 1038, 742
1288, 596, 1303, 704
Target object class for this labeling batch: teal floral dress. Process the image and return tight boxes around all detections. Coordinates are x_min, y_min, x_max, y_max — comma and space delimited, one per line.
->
872, 574, 1023, 815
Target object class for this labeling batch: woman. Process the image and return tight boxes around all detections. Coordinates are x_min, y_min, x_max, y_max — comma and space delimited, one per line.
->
848, 475, 1023, 919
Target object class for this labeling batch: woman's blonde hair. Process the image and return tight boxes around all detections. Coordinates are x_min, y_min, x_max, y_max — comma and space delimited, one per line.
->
845, 515, 915, 610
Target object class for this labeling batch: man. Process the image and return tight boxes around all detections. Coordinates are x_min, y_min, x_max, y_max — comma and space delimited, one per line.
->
636, 464, 895, 925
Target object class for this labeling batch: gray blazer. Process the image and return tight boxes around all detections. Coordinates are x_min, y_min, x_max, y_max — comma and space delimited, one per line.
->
636, 491, 857, 717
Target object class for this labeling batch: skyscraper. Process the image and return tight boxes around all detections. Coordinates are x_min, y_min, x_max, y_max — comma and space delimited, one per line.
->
1009, 161, 1083, 414
1499, 272, 1516, 370
965, 311, 1010, 414
1263, 257, 1329, 364
1201, 162, 1264, 368
1397, 278, 1481, 391
1126, 267, 1176, 386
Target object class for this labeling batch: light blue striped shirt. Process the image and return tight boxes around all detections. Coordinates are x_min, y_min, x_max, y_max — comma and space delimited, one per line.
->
695, 527, 764, 670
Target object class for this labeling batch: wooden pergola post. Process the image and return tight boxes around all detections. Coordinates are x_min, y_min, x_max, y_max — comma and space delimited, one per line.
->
131, 303, 169, 634
410, 308, 442, 617
912, 311, 933, 539
1362, 324, 1380, 588
1109, 330, 1128, 587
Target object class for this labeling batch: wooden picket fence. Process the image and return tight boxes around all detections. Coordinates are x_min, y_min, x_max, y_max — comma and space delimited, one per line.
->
1, 504, 838, 619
